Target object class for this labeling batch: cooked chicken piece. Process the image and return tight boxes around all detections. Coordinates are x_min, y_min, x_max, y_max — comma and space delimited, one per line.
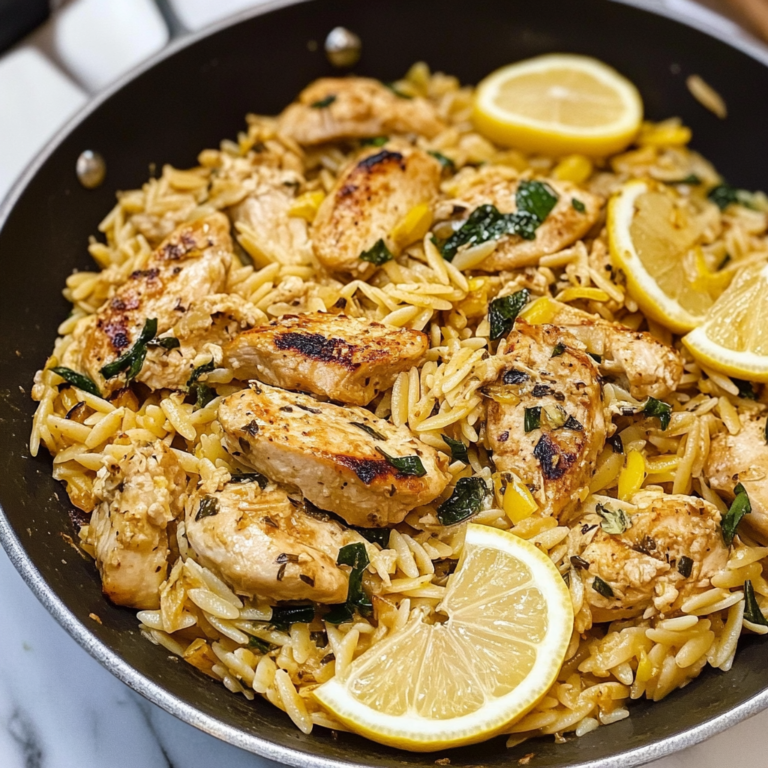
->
63, 214, 258, 395
312, 144, 442, 278
706, 410, 768, 539
572, 491, 728, 621
225, 313, 428, 405
487, 321, 606, 521
88, 439, 188, 609
218, 384, 451, 527
276, 77, 445, 145
229, 166, 313, 265
449, 173, 602, 271
186, 477, 353, 603
546, 300, 684, 399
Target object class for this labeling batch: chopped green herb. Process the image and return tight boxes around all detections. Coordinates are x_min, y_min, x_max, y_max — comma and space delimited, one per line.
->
551, 342, 566, 357
563, 415, 584, 431
442, 434, 469, 464
195, 495, 220, 521
440, 205, 540, 262
382, 81, 412, 99
677, 556, 693, 578
310, 94, 336, 108
488, 288, 530, 341
361, 136, 388, 147
734, 378, 757, 400
744, 580, 768, 626
524, 406, 542, 433
516, 180, 559, 222
359, 238, 394, 266
428, 150, 455, 170
229, 472, 268, 488
147, 336, 181, 350
708, 183, 755, 211
571, 198, 586, 213
596, 503, 632, 535
608, 433, 624, 454
326, 543, 373, 624
352, 527, 390, 548
192, 382, 216, 409
437, 476, 489, 526
100, 318, 158, 380
663, 174, 702, 186
270, 604, 316, 630
248, 636, 273, 653
375, 447, 427, 477
187, 359, 215, 388
350, 422, 386, 441
592, 575, 614, 598
570, 555, 590, 570
50, 367, 101, 397
642, 397, 672, 431
722, 482, 752, 546
717, 254, 732, 271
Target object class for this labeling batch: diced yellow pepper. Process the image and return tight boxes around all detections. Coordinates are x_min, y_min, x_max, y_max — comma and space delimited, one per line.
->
503, 476, 539, 524
457, 276, 490, 318
637, 120, 692, 148
557, 287, 610, 303
288, 190, 326, 222
636, 650, 653, 683
518, 296, 558, 325
390, 202, 433, 249
553, 154, 593, 184
618, 450, 646, 501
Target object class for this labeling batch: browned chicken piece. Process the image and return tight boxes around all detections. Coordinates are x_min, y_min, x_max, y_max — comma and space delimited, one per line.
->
63, 214, 257, 395
186, 477, 353, 603
572, 491, 728, 621
546, 300, 684, 399
225, 312, 428, 406
487, 321, 606, 522
87, 439, 188, 609
706, 410, 768, 539
276, 77, 445, 145
450, 173, 602, 271
229, 166, 313, 265
312, 144, 442, 278
217, 384, 451, 527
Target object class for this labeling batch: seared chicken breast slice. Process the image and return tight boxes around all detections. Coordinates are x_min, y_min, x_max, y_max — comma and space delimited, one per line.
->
225, 313, 428, 405
87, 439, 188, 609
706, 410, 768, 539
218, 384, 451, 527
487, 321, 606, 521
448, 172, 602, 271
547, 301, 683, 399
312, 144, 442, 278
186, 477, 352, 603
276, 77, 445, 145
572, 491, 728, 621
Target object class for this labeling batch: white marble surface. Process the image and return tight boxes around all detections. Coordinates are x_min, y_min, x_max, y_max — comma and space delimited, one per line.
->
2, 0, 768, 766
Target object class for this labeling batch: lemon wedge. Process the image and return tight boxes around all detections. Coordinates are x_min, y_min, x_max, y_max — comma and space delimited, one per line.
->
608, 179, 720, 333
472, 54, 643, 156
314, 524, 573, 751
683, 261, 768, 381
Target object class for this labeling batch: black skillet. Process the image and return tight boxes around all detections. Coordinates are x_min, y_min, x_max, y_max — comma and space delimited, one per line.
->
2, 1, 768, 766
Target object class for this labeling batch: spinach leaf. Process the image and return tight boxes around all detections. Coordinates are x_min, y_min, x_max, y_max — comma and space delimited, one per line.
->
642, 397, 672, 431
326, 543, 372, 624
228, 472, 268, 488
100, 318, 158, 380
50, 367, 101, 397
488, 288, 529, 340
722, 482, 752, 546
195, 495, 220, 521
361, 136, 388, 147
147, 336, 181, 350
192, 382, 216, 409
524, 406, 542, 433
516, 180, 559, 222
428, 150, 455, 170
571, 198, 586, 213
359, 238, 394, 266
437, 477, 488, 526
596, 503, 632, 535
592, 576, 614, 598
248, 636, 273, 653
270, 604, 316, 630
375, 447, 427, 477
187, 359, 215, 388
350, 422, 386, 441
677, 556, 693, 578
708, 183, 755, 210
442, 434, 469, 464
734, 378, 757, 400
744, 580, 768, 626
352, 527, 390, 548
311, 95, 336, 109
324, 603, 355, 625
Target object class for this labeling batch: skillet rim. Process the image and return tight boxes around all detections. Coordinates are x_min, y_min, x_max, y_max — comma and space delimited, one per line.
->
2, 1, 768, 765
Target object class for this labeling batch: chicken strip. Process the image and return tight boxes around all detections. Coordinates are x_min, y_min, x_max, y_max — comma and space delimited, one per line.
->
546, 300, 683, 399
448, 172, 602, 271
276, 77, 445, 145
87, 439, 188, 609
225, 313, 428, 406
706, 410, 768, 539
218, 384, 451, 527
312, 144, 442, 278
487, 321, 606, 521
572, 491, 728, 621
186, 477, 352, 603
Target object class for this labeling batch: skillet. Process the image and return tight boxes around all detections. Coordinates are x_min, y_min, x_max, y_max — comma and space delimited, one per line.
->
2, 0, 768, 765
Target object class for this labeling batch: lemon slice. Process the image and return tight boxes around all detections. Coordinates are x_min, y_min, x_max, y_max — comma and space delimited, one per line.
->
608, 179, 719, 333
314, 524, 573, 751
683, 261, 768, 381
472, 54, 643, 156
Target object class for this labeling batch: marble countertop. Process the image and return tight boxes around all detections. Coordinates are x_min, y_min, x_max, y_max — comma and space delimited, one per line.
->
3, 1, 768, 766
